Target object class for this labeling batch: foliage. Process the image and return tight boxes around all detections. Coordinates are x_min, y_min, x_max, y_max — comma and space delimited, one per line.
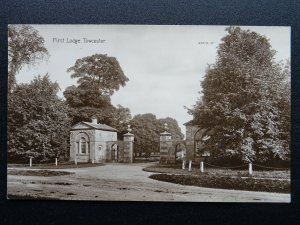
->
64, 54, 131, 137
8, 25, 49, 92
111, 105, 132, 138
66, 54, 129, 106
188, 27, 290, 163
8, 75, 71, 162
131, 113, 183, 156
158, 117, 184, 140
131, 114, 160, 155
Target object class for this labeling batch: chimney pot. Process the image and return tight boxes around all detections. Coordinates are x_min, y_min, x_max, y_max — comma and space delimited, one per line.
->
91, 116, 97, 124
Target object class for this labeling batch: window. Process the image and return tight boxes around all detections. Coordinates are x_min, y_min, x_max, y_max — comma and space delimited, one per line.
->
80, 137, 86, 154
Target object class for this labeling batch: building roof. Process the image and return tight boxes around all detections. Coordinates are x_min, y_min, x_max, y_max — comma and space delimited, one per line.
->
71, 121, 118, 132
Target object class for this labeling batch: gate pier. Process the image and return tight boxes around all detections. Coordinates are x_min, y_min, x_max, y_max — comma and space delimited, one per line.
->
123, 125, 134, 163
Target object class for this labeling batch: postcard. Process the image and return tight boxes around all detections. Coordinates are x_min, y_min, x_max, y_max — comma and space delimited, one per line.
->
7, 25, 290, 202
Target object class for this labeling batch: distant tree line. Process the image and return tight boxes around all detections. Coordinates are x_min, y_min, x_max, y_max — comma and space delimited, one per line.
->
7, 25, 183, 163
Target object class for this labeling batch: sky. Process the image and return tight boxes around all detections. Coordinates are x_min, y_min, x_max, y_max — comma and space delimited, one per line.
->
16, 25, 290, 136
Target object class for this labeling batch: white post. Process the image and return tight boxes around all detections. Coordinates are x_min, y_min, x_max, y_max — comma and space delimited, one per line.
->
249, 162, 253, 176
188, 160, 192, 172
29, 157, 32, 167
200, 161, 204, 173
55, 158, 58, 166
182, 160, 185, 170
74, 156, 77, 165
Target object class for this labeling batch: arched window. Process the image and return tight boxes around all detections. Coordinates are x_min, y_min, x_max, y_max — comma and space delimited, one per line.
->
80, 137, 86, 154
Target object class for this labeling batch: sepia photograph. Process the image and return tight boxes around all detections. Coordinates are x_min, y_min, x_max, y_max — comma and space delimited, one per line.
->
7, 24, 291, 202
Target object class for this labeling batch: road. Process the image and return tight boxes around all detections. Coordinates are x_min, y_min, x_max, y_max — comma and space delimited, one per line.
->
7, 163, 290, 202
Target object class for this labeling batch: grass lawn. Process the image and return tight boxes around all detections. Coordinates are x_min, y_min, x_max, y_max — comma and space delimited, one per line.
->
7, 169, 74, 177
7, 194, 60, 200
8, 162, 104, 169
144, 163, 290, 179
145, 163, 290, 193
149, 174, 290, 193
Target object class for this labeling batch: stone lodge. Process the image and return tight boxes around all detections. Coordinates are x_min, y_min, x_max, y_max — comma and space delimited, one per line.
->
70, 116, 134, 163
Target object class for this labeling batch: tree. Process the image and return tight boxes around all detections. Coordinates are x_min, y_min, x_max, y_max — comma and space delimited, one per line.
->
64, 54, 131, 138
158, 117, 184, 140
8, 25, 49, 92
131, 114, 184, 157
66, 54, 129, 106
188, 27, 290, 164
8, 75, 71, 162
131, 114, 160, 156
111, 105, 132, 139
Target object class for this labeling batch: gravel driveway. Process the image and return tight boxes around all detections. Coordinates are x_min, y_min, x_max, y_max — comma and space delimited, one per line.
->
7, 163, 290, 202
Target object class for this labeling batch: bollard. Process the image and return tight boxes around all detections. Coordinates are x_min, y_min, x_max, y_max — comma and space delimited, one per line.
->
55, 158, 58, 166
248, 162, 253, 176
74, 157, 77, 165
200, 161, 204, 173
188, 160, 192, 172
182, 160, 185, 170
29, 157, 32, 167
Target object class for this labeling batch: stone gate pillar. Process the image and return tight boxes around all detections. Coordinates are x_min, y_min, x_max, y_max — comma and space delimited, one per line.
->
123, 125, 134, 163
160, 123, 172, 164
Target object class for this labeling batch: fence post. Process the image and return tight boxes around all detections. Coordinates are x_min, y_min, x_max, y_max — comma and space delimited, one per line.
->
188, 160, 192, 171
29, 157, 33, 167
248, 162, 253, 176
200, 161, 204, 173
182, 160, 185, 170
55, 158, 58, 166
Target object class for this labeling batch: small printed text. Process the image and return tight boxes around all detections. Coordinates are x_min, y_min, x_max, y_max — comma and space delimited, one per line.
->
52, 38, 106, 44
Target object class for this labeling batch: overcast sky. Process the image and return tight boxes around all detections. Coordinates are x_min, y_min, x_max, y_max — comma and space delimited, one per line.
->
16, 25, 290, 135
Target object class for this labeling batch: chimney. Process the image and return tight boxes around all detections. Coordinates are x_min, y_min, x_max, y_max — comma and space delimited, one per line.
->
91, 115, 98, 124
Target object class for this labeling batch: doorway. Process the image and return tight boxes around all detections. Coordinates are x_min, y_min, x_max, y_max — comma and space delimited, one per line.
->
111, 143, 119, 162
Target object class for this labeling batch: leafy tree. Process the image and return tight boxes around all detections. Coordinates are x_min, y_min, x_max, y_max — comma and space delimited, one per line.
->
8, 25, 49, 92
111, 105, 132, 139
131, 114, 160, 156
158, 117, 184, 140
64, 54, 131, 138
66, 54, 129, 107
8, 75, 70, 162
131, 114, 183, 157
188, 27, 290, 164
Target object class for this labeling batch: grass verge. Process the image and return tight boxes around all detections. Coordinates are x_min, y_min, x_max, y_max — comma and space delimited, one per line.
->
7, 194, 60, 200
8, 162, 104, 169
8, 169, 74, 177
149, 174, 290, 193
144, 164, 290, 179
